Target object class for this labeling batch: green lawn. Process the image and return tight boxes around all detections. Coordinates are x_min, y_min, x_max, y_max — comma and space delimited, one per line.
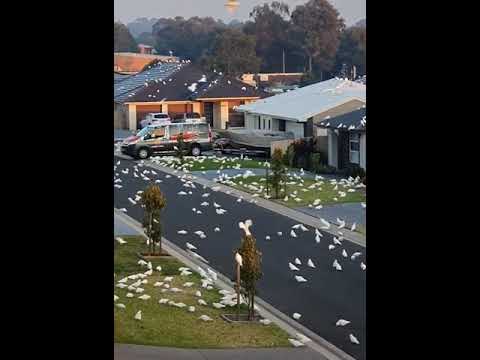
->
153, 155, 270, 172
225, 175, 366, 207
114, 236, 291, 348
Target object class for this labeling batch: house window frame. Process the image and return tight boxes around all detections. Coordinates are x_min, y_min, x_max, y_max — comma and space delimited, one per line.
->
349, 132, 360, 164
257, 116, 261, 129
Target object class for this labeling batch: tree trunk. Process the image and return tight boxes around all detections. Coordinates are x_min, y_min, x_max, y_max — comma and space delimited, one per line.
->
149, 213, 153, 256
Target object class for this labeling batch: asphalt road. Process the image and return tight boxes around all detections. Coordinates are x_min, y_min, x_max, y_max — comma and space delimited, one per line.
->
114, 156, 366, 360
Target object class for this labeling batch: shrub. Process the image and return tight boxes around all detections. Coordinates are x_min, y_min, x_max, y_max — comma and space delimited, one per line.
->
271, 148, 286, 199
341, 164, 366, 179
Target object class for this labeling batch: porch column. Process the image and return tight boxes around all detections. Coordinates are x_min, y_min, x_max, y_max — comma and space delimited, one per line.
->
220, 101, 229, 129
161, 103, 168, 114
128, 104, 137, 131
328, 130, 338, 168
192, 102, 201, 114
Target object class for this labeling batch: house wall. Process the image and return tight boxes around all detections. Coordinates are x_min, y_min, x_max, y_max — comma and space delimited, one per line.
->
328, 130, 338, 168
114, 103, 128, 129
285, 121, 304, 138
128, 104, 137, 131
360, 133, 366, 170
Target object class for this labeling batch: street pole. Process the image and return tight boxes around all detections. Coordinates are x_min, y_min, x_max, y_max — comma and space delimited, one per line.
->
236, 262, 241, 321
282, 50, 285, 73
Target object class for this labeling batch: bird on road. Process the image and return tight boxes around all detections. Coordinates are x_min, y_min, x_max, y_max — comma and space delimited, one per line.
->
351, 252, 362, 260
293, 313, 302, 320
361, 262, 366, 270
336, 319, 351, 326
290, 230, 297, 238
214, 227, 220, 232
337, 218, 346, 229
295, 275, 307, 282
177, 230, 188, 235
328, 245, 335, 250
216, 208, 227, 215
239, 219, 253, 236
333, 237, 342, 245
307, 259, 316, 268
342, 249, 348, 258
349, 334, 360, 344
294, 258, 302, 265
289, 262, 300, 271
333, 259, 342, 271
292, 224, 308, 232
186, 243, 197, 250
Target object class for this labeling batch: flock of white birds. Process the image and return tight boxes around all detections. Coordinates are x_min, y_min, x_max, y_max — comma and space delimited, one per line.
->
114, 155, 366, 347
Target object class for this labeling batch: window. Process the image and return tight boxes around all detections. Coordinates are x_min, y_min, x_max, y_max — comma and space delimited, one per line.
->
154, 114, 168, 119
268, 119, 271, 130
257, 116, 261, 129
278, 119, 286, 132
169, 124, 184, 136
349, 132, 360, 164
263, 118, 266, 129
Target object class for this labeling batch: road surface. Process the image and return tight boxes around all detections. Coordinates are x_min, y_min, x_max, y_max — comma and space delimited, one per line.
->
114, 156, 366, 360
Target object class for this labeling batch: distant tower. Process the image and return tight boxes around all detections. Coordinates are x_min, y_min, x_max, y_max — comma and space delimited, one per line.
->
225, 0, 240, 14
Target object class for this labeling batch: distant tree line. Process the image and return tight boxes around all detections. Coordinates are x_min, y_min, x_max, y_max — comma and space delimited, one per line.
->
114, 0, 366, 83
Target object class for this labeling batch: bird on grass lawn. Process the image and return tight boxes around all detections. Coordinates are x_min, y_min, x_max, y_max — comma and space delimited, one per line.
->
138, 294, 151, 300
288, 338, 305, 347
115, 237, 127, 245
198, 299, 208, 306
199, 315, 213, 322
134, 310, 142, 320
116, 303, 126, 309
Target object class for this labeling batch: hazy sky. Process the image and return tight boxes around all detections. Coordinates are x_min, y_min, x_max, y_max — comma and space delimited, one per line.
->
114, 0, 366, 26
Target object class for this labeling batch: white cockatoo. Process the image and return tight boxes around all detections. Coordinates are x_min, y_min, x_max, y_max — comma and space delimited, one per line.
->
307, 259, 316, 268
295, 275, 307, 283
134, 310, 142, 320
292, 313, 302, 320
349, 334, 360, 344
336, 319, 351, 326
235, 252, 243, 267
289, 262, 300, 271
115, 237, 127, 244
239, 219, 253, 236
288, 339, 305, 347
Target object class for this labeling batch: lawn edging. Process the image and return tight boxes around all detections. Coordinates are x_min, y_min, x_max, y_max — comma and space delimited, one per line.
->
115, 208, 356, 360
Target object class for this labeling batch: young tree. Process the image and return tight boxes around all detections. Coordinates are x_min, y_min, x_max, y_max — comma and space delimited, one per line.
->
291, 0, 345, 76
237, 223, 262, 320
175, 132, 186, 163
140, 184, 167, 256
270, 148, 286, 199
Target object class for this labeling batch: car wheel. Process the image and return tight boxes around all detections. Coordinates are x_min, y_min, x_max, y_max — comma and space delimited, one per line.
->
137, 147, 150, 159
191, 145, 201, 157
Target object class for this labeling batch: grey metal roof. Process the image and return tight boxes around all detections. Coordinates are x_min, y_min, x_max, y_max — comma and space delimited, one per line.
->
316, 107, 366, 131
114, 62, 186, 103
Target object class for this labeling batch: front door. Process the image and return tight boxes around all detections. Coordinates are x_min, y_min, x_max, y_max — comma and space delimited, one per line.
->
204, 102, 214, 127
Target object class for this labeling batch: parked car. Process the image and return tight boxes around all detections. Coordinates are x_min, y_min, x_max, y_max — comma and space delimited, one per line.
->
121, 121, 212, 159
139, 113, 171, 129
171, 112, 204, 123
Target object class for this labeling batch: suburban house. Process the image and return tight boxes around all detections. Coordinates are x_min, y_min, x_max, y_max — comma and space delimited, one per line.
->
114, 61, 268, 131
316, 107, 366, 171
236, 78, 366, 139
138, 44, 155, 55
241, 72, 303, 93
114, 52, 179, 74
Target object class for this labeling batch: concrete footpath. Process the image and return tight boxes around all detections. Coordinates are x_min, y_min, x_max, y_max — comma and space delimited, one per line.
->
115, 343, 325, 360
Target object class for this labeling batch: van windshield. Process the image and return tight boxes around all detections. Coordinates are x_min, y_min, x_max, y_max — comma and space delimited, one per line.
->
136, 127, 152, 137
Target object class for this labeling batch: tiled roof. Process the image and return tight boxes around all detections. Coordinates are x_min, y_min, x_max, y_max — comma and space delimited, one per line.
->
122, 65, 267, 103
316, 107, 366, 131
114, 62, 185, 103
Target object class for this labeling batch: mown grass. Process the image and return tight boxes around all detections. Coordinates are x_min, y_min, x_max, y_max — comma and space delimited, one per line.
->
152, 156, 270, 172
225, 175, 366, 207
114, 235, 291, 348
